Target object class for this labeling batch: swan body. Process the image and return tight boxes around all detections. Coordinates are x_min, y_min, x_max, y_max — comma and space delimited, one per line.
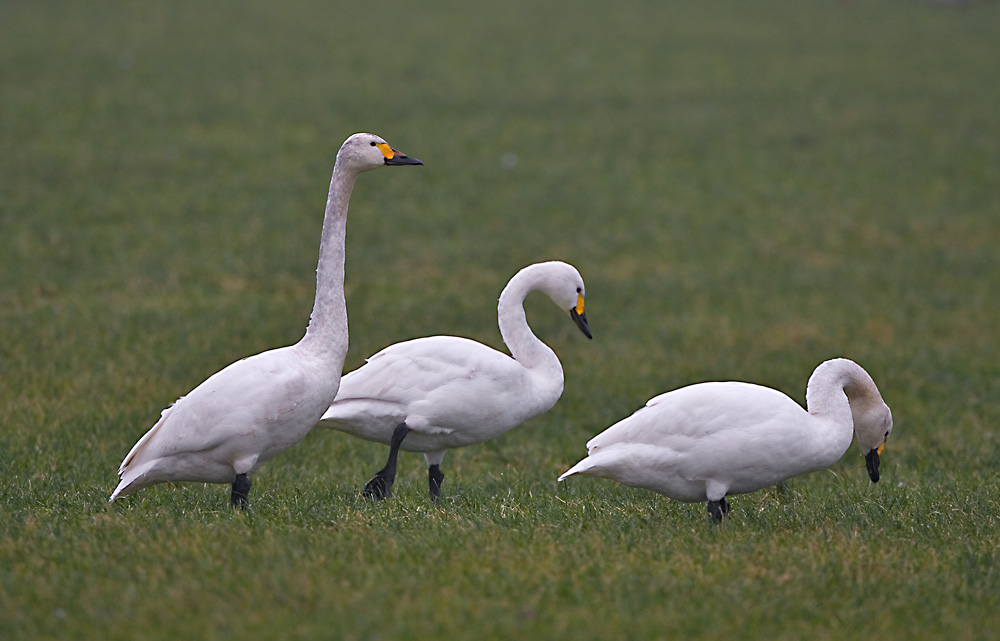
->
317, 260, 592, 499
558, 358, 892, 521
110, 133, 421, 506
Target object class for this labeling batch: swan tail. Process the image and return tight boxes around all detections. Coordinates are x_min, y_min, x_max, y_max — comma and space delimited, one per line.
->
558, 456, 599, 481
108, 480, 129, 503
110, 403, 179, 500
117, 404, 175, 476
109, 459, 158, 502
108, 476, 135, 503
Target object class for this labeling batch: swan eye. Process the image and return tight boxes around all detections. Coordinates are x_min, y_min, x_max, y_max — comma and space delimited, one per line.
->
370, 141, 376, 146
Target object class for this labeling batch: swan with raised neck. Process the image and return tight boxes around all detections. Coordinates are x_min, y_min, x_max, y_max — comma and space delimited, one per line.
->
110, 133, 421, 507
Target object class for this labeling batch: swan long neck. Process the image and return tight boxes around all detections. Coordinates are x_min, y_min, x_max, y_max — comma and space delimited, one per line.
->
804, 358, 880, 431
299, 163, 356, 360
497, 270, 561, 378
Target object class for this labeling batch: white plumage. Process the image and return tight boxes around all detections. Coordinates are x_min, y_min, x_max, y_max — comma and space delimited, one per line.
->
109, 133, 421, 507
558, 358, 892, 521
317, 260, 592, 499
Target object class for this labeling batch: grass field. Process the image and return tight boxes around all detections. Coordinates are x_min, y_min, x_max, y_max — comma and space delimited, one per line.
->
2, 1, 999, 639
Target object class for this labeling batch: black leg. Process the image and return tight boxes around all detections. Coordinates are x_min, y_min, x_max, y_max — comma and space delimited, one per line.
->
364, 423, 412, 500
428, 464, 445, 501
231, 473, 251, 509
707, 497, 730, 523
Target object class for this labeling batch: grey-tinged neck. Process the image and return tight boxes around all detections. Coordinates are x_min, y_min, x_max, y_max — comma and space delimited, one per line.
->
497, 267, 562, 379
298, 164, 356, 361
804, 358, 878, 429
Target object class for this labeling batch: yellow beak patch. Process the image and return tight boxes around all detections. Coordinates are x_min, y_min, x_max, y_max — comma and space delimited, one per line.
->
375, 143, 395, 160
576, 293, 585, 316
877, 442, 886, 455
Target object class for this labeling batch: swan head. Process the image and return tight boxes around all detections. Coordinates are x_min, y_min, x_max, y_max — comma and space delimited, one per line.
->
532, 261, 592, 339
808, 358, 893, 484
849, 390, 893, 483
336, 133, 422, 173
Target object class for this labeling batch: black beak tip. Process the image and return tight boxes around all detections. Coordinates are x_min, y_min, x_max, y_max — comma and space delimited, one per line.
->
570, 309, 593, 339
385, 154, 423, 166
865, 449, 880, 483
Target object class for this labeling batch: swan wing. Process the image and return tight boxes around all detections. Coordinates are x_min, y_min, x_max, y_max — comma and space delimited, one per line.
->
319, 335, 546, 447
586, 382, 802, 452
568, 381, 846, 498
115, 346, 336, 492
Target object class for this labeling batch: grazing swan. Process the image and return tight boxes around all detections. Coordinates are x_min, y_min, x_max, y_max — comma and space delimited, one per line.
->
317, 260, 593, 500
558, 358, 892, 522
109, 133, 422, 507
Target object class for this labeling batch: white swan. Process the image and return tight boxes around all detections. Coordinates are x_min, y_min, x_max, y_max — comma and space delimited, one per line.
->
109, 133, 422, 507
317, 260, 592, 500
558, 358, 892, 521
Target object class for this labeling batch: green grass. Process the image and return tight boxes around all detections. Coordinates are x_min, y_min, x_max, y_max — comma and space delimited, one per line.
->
2, 0, 999, 639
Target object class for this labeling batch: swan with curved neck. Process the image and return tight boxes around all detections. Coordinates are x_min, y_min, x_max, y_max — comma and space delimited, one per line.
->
317, 260, 592, 500
110, 133, 421, 507
558, 358, 893, 522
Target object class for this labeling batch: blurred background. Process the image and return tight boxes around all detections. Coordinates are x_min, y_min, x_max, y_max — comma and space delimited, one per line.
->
1, 1, 998, 638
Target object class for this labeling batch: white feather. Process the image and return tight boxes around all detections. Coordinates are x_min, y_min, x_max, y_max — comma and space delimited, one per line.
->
559, 358, 893, 508
317, 261, 592, 486
110, 133, 421, 503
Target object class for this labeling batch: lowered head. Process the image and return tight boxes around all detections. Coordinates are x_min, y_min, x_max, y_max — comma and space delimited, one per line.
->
854, 400, 893, 483
532, 261, 592, 339
840, 362, 893, 483
807, 357, 893, 484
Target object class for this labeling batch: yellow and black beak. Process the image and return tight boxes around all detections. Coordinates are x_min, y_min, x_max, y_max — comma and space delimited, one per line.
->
569, 293, 592, 339
376, 142, 422, 166
865, 442, 885, 483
